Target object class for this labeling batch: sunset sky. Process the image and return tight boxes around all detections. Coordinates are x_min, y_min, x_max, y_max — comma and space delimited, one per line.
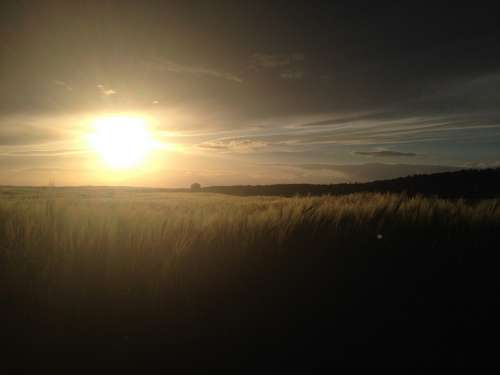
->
1, 1, 500, 187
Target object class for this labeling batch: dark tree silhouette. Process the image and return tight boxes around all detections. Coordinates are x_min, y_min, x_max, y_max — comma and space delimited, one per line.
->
190, 182, 201, 192
202, 168, 500, 199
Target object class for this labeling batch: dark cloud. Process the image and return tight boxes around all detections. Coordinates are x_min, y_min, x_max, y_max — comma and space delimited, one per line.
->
355, 151, 417, 157
1, 3, 499, 120
0, 2, 499, 185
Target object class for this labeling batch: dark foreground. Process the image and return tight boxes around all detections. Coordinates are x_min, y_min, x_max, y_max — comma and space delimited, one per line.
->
1, 191, 499, 371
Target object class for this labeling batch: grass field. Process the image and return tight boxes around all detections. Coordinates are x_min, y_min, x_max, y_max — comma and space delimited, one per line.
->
1, 187, 499, 370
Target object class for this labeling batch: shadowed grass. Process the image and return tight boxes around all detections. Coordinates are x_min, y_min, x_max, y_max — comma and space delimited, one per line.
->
1, 189, 499, 370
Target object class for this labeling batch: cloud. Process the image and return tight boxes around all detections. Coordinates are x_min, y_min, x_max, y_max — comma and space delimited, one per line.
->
0, 147, 85, 157
197, 143, 228, 150
53, 80, 73, 91
18, 167, 75, 173
198, 138, 268, 153
249, 53, 305, 80
194, 112, 500, 152
97, 84, 117, 96
147, 59, 242, 83
249, 53, 304, 69
292, 163, 462, 182
0, 121, 67, 146
0, 114, 89, 165
279, 111, 500, 146
295, 112, 394, 128
416, 73, 500, 111
355, 150, 417, 157
280, 68, 304, 80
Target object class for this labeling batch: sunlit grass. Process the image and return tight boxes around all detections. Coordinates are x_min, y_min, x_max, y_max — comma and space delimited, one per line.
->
1, 189, 498, 299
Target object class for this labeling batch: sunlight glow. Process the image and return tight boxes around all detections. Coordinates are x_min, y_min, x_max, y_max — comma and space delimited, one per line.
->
88, 116, 154, 169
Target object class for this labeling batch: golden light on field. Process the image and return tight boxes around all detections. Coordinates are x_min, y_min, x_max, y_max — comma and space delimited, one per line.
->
88, 115, 155, 169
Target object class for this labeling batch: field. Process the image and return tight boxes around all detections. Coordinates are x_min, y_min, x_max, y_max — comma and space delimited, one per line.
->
1, 187, 499, 370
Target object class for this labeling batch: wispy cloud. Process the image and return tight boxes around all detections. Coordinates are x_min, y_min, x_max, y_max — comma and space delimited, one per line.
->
147, 59, 242, 83
97, 84, 117, 96
294, 112, 393, 128
249, 53, 304, 69
198, 138, 268, 153
248, 53, 305, 80
0, 121, 67, 146
0, 114, 88, 160
20, 167, 75, 173
280, 68, 304, 80
0, 147, 86, 157
355, 150, 417, 157
53, 80, 73, 91
291, 163, 461, 182
192, 110, 500, 159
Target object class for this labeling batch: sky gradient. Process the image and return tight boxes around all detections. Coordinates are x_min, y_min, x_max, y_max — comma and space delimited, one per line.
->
1, 1, 500, 187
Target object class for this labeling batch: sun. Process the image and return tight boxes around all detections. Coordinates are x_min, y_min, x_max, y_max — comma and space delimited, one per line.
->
88, 115, 154, 169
